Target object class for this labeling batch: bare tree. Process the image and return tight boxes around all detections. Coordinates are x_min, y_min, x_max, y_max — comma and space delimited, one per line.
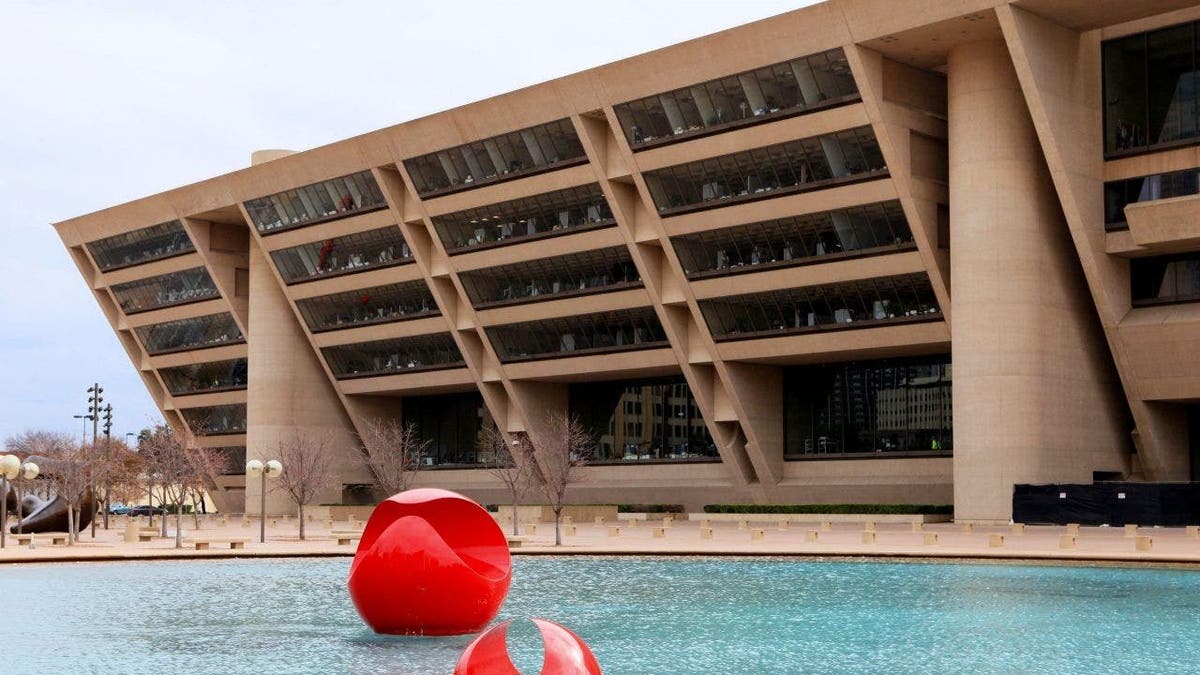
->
41, 437, 101, 545
480, 426, 536, 536
183, 446, 229, 529
140, 425, 202, 549
359, 418, 428, 498
534, 413, 591, 546
274, 431, 338, 540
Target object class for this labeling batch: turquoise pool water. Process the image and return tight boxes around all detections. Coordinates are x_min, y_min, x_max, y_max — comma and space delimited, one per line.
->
2, 556, 1198, 674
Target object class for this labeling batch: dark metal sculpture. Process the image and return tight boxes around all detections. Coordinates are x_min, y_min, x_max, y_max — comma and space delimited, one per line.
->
5, 456, 97, 534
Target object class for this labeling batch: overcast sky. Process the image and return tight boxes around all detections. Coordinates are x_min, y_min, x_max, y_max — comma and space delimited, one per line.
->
0, 0, 816, 443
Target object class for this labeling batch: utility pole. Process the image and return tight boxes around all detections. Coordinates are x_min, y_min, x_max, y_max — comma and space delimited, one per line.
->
102, 404, 113, 530
86, 383, 104, 538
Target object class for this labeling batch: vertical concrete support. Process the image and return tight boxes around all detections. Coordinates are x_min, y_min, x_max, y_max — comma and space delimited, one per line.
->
948, 39, 1126, 523
245, 242, 369, 515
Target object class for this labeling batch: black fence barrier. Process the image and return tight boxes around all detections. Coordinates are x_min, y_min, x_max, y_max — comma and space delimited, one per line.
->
1013, 483, 1200, 526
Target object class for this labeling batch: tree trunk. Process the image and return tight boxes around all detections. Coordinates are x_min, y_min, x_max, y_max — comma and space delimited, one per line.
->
554, 508, 562, 546
298, 504, 306, 541
175, 506, 183, 549
192, 492, 201, 530
66, 504, 75, 546
511, 491, 520, 536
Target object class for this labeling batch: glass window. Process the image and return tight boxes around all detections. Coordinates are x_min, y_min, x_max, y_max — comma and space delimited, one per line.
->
135, 313, 244, 355
1131, 254, 1200, 305
699, 273, 940, 341
322, 333, 463, 379
1104, 21, 1200, 155
404, 392, 488, 467
159, 358, 248, 396
403, 119, 587, 197
180, 404, 247, 436
209, 446, 246, 475
430, 184, 613, 253
270, 226, 412, 284
86, 221, 193, 272
111, 267, 219, 314
643, 126, 886, 216
295, 281, 438, 332
1104, 168, 1200, 228
486, 307, 667, 362
672, 200, 913, 277
569, 378, 717, 463
783, 355, 952, 456
459, 246, 640, 307
244, 171, 387, 234
614, 48, 858, 148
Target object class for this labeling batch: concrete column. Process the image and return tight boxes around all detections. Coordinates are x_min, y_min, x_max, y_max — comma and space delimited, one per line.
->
245, 241, 370, 516
948, 40, 1127, 522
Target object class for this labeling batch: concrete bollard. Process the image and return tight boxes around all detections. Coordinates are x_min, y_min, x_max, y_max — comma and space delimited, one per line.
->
924, 533, 939, 546
862, 531, 876, 544
777, 520, 789, 531
1124, 524, 1139, 538
607, 526, 621, 538
661, 518, 672, 529
562, 515, 573, 525
864, 521, 876, 533
241, 517, 251, 528
219, 516, 228, 527
1059, 534, 1077, 549
804, 530, 819, 543
653, 527, 667, 539
324, 519, 334, 529
627, 519, 638, 528
1136, 536, 1153, 551
1188, 525, 1199, 538
1011, 523, 1025, 535
564, 525, 576, 537
526, 524, 537, 535
737, 519, 749, 530
912, 522, 924, 533
751, 529, 765, 541
700, 519, 711, 529
1066, 523, 1080, 535
594, 516, 605, 525
988, 534, 1005, 548
124, 520, 140, 543
270, 519, 278, 528
700, 527, 714, 540
960, 522, 973, 534
820, 521, 832, 532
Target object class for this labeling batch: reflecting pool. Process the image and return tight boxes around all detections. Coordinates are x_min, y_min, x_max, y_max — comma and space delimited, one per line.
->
2, 556, 1199, 674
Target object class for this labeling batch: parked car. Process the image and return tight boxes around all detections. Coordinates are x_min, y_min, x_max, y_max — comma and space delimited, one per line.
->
126, 505, 167, 517
107, 502, 131, 515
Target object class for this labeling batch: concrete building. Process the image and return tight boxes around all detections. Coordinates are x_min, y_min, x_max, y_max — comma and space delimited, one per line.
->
54, 0, 1200, 522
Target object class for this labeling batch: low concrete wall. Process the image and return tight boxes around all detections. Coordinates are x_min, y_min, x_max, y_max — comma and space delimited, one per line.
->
687, 513, 953, 524
328, 505, 375, 522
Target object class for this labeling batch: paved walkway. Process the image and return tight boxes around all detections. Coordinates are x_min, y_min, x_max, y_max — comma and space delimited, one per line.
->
3, 515, 1200, 566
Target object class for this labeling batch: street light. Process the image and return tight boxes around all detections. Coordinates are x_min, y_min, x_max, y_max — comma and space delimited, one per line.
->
245, 459, 282, 544
1, 455, 39, 549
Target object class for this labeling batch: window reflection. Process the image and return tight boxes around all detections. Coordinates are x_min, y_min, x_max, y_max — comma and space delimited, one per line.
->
673, 200, 913, 277
86, 221, 193, 272
404, 119, 587, 197
486, 307, 667, 362
270, 226, 412, 284
784, 355, 952, 456
615, 48, 858, 149
210, 446, 246, 474
322, 333, 463, 379
404, 393, 488, 467
570, 378, 717, 463
159, 358, 248, 396
431, 184, 613, 253
245, 171, 387, 234
135, 313, 244, 355
296, 281, 438, 332
1104, 168, 1200, 229
699, 273, 940, 341
460, 246, 640, 308
643, 126, 886, 215
181, 404, 247, 436
1131, 254, 1200, 305
111, 267, 219, 314
1104, 21, 1200, 155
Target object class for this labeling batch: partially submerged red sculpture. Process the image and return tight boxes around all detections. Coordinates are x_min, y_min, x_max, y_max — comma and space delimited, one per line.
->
454, 619, 603, 675
347, 488, 512, 635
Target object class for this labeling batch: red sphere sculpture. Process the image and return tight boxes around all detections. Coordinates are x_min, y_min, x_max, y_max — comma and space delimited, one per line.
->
347, 488, 512, 635
454, 619, 603, 675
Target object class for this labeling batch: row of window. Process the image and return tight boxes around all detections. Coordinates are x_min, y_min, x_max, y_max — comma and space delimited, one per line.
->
270, 226, 412, 284
1104, 168, 1199, 229
459, 246, 640, 308
485, 306, 667, 362
1104, 20, 1200, 156
614, 48, 857, 149
244, 170, 387, 234
404, 119, 587, 197
159, 358, 248, 396
135, 312, 244, 355
672, 200, 913, 278
569, 378, 717, 463
698, 273, 940, 341
431, 183, 613, 253
1131, 254, 1200, 306
86, 220, 193, 272
111, 267, 219, 314
322, 332, 463, 379
644, 127, 886, 215
295, 281, 438, 333
180, 404, 246, 436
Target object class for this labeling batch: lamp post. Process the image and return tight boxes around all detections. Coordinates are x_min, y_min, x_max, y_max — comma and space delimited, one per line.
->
245, 459, 282, 544
1, 455, 40, 549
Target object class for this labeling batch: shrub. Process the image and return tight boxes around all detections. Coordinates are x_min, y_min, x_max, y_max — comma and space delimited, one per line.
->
702, 504, 953, 515
617, 504, 684, 514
